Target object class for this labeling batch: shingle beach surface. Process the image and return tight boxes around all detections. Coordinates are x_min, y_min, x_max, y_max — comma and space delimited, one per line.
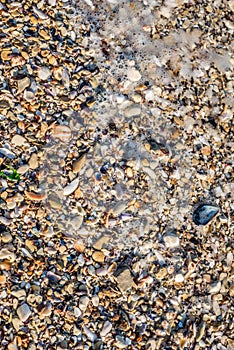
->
0, 0, 233, 349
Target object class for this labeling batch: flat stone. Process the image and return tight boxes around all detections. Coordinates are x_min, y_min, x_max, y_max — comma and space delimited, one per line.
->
17, 164, 29, 174
124, 104, 141, 118
0, 148, 15, 159
0, 248, 16, 262
52, 125, 71, 143
38, 66, 51, 80
100, 320, 112, 337
115, 268, 135, 292
17, 77, 30, 94
17, 303, 31, 322
93, 235, 110, 250
48, 193, 62, 209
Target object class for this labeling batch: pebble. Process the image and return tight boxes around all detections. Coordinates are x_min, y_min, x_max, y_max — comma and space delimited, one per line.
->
72, 154, 86, 173
17, 77, 31, 94
0, 275, 6, 284
11, 135, 27, 147
74, 307, 82, 318
63, 178, 79, 196
115, 335, 131, 348
115, 268, 135, 292
193, 204, 219, 225
48, 193, 62, 209
175, 273, 184, 283
25, 191, 47, 202
29, 153, 39, 169
93, 235, 110, 250
52, 125, 72, 143
91, 295, 99, 307
11, 289, 26, 299
92, 251, 105, 263
79, 296, 90, 312
124, 104, 141, 117
83, 325, 97, 342
17, 164, 29, 174
0, 248, 16, 262
127, 67, 142, 82
100, 320, 112, 337
0, 147, 15, 159
39, 302, 52, 318
7, 344, 18, 350
209, 281, 221, 294
17, 303, 31, 322
0, 216, 11, 226
163, 230, 180, 249
38, 67, 51, 80
1, 231, 12, 243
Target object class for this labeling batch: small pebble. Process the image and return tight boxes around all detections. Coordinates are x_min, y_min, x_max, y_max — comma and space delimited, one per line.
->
11, 135, 27, 147
163, 230, 180, 249
92, 251, 105, 263
127, 67, 142, 82
63, 178, 79, 196
17, 303, 31, 322
100, 320, 112, 337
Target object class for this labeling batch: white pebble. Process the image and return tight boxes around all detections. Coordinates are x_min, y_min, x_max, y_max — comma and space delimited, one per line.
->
127, 67, 141, 82
100, 320, 112, 337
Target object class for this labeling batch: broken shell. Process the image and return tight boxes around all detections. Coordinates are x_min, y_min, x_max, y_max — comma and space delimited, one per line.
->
25, 191, 47, 201
193, 204, 219, 225
17, 77, 31, 94
63, 178, 79, 196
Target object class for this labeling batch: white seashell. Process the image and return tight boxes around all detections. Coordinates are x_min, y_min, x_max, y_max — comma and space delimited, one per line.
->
63, 178, 79, 196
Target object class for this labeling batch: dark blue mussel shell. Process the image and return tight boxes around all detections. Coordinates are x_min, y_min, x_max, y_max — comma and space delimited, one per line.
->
193, 204, 219, 225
